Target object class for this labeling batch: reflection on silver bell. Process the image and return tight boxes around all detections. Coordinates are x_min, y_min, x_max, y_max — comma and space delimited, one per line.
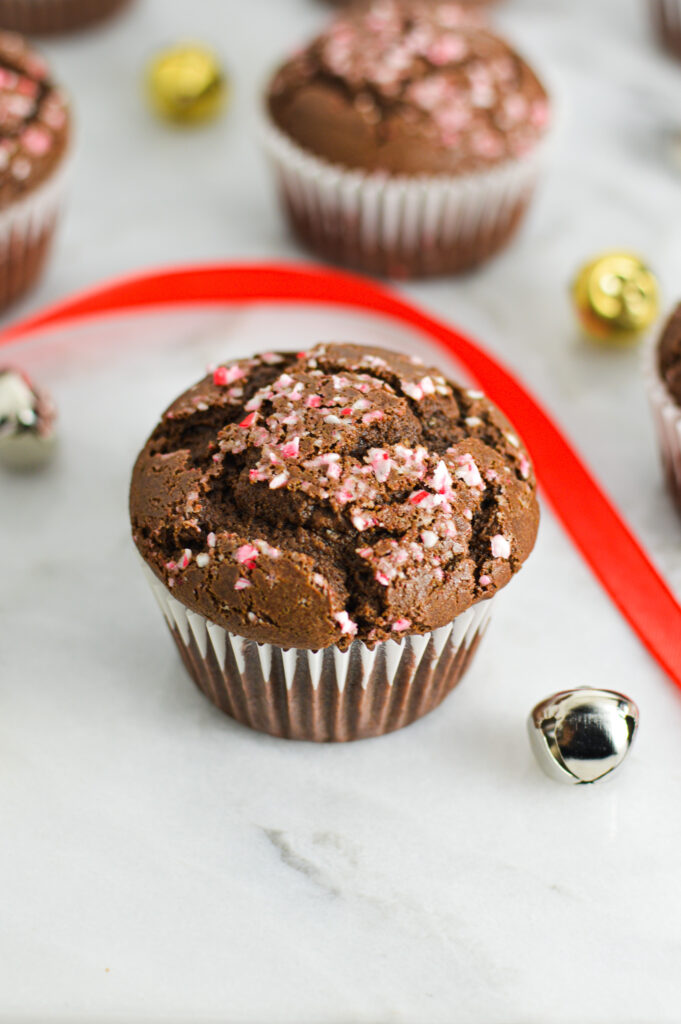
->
528, 688, 639, 785
0, 368, 57, 470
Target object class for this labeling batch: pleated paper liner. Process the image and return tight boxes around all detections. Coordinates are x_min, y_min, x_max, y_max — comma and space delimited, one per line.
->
645, 331, 681, 514
0, 160, 69, 311
262, 111, 550, 278
143, 564, 495, 742
0, 0, 131, 33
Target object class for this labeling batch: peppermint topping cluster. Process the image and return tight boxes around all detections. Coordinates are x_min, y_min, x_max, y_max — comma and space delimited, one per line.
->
269, 0, 549, 169
131, 343, 539, 650
0, 32, 68, 197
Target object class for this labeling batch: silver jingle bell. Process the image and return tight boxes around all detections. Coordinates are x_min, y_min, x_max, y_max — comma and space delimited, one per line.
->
0, 368, 57, 470
528, 688, 639, 785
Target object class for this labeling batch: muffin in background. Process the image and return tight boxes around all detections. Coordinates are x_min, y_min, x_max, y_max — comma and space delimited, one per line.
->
647, 305, 681, 513
263, 0, 550, 278
649, 0, 681, 59
0, 0, 131, 34
0, 32, 70, 310
130, 342, 540, 742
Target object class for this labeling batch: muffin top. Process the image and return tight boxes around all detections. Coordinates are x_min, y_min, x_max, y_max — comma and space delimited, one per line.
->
659, 304, 681, 406
0, 32, 70, 208
267, 0, 549, 176
130, 343, 539, 651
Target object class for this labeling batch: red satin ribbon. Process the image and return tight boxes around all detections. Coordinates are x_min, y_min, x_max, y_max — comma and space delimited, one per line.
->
2, 262, 680, 686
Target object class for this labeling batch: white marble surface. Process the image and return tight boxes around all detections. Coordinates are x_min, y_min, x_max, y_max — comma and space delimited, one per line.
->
3, 1, 681, 1022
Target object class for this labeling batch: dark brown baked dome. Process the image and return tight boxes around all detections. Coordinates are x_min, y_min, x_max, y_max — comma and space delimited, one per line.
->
659, 303, 681, 407
267, 0, 549, 177
130, 343, 539, 650
0, 32, 70, 207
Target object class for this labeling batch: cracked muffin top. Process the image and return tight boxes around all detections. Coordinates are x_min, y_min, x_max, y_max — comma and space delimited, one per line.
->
267, 0, 549, 176
130, 342, 539, 650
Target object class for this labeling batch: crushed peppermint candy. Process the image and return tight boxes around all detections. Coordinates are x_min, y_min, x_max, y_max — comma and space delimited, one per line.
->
236, 544, 259, 568
455, 453, 483, 489
214, 365, 246, 387
335, 611, 358, 636
490, 535, 511, 559
392, 618, 412, 632
234, 578, 251, 590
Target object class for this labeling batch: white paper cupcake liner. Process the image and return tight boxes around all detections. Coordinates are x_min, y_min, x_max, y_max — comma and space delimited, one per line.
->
261, 110, 550, 278
142, 563, 495, 742
645, 331, 681, 512
0, 157, 70, 309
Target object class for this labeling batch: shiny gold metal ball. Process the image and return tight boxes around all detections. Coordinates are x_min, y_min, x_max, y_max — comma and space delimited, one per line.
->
572, 251, 660, 344
146, 44, 227, 125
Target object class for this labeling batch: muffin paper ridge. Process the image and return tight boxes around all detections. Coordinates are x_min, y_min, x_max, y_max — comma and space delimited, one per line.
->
261, 107, 551, 278
142, 562, 494, 741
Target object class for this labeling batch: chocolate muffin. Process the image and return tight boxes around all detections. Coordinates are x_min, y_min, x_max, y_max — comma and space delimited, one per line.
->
263, 0, 550, 278
0, 33, 70, 310
0, 0, 132, 34
131, 342, 539, 742
648, 304, 681, 512
649, 0, 681, 60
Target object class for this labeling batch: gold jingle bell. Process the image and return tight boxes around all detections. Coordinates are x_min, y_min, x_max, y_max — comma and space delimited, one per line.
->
572, 251, 660, 344
146, 44, 227, 125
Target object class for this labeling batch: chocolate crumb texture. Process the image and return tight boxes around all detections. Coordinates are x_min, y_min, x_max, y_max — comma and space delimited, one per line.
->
267, 0, 549, 177
130, 343, 539, 651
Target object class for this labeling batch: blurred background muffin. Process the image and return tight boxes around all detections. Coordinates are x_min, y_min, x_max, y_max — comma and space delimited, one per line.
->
0, 0, 132, 35
264, 0, 550, 278
0, 32, 70, 310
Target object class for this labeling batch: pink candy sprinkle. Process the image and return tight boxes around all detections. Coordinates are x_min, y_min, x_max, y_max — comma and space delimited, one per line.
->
249, 468, 268, 483
207, 533, 217, 548
519, 454, 531, 480
421, 531, 438, 549
403, 381, 425, 401
214, 365, 245, 387
479, 575, 492, 587
408, 490, 429, 505
432, 460, 453, 494
306, 394, 322, 408
375, 571, 392, 587
334, 611, 358, 636
269, 471, 289, 490
456, 454, 483, 489
236, 544, 259, 567
351, 513, 375, 532
490, 535, 511, 559
392, 618, 411, 633
362, 409, 385, 425
21, 125, 51, 156
234, 578, 251, 591
280, 437, 300, 458
179, 550, 192, 570
239, 411, 258, 429
369, 449, 392, 483
357, 547, 373, 559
